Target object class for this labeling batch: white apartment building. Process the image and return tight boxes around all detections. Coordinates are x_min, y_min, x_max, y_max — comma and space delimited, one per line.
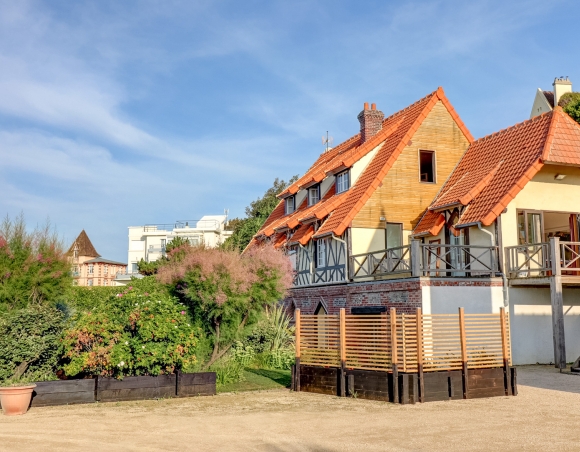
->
126, 215, 233, 273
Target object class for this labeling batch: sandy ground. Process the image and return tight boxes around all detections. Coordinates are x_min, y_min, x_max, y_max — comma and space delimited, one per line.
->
0, 366, 579, 451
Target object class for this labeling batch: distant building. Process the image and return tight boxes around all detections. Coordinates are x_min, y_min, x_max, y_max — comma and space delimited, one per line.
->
126, 215, 233, 274
530, 76, 573, 118
68, 230, 127, 286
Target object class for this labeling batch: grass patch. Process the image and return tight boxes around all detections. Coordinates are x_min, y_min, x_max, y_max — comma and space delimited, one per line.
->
217, 368, 291, 393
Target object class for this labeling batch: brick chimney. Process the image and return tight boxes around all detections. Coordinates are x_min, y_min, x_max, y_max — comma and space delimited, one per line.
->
357, 102, 384, 143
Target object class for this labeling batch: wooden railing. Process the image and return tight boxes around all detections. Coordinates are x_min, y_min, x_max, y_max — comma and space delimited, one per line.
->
295, 308, 511, 373
505, 237, 580, 278
350, 245, 411, 280
421, 244, 498, 277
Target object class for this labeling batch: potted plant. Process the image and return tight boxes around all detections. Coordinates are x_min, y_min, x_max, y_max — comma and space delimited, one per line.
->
0, 377, 36, 416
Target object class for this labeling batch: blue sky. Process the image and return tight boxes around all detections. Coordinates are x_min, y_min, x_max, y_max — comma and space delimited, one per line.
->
0, 0, 578, 262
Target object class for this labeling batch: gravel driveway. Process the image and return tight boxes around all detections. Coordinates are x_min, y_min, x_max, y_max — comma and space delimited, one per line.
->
0, 365, 579, 451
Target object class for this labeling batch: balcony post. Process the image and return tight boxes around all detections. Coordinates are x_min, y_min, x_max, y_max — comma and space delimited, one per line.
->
411, 240, 422, 277
549, 236, 566, 370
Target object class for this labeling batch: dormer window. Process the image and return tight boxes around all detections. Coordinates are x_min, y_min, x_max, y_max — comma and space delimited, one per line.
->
336, 170, 350, 193
308, 185, 320, 206
285, 196, 295, 215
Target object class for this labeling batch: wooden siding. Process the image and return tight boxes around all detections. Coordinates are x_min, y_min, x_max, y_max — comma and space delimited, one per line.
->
352, 101, 470, 231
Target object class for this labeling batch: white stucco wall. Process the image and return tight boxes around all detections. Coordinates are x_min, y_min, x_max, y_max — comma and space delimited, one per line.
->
421, 282, 504, 315
351, 227, 385, 255
530, 88, 553, 118
508, 287, 580, 365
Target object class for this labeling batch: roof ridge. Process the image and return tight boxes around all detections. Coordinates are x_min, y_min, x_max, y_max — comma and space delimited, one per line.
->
379, 89, 438, 126
472, 110, 553, 145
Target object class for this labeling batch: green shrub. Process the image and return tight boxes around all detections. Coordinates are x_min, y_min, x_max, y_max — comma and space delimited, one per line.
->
0, 214, 71, 313
0, 305, 65, 382
210, 355, 246, 386
60, 281, 199, 378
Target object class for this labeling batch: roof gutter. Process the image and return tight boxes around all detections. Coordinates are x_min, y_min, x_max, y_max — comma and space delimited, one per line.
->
477, 222, 508, 308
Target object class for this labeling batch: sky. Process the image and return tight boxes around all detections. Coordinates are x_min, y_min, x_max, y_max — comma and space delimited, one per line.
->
1, 0, 579, 262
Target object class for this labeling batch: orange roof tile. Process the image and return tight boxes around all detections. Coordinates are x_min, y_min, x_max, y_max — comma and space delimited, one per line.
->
255, 87, 473, 244
413, 210, 446, 236
415, 107, 580, 233
287, 224, 315, 246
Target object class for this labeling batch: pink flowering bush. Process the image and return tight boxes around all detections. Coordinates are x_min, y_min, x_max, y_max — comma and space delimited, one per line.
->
0, 214, 71, 313
157, 244, 292, 368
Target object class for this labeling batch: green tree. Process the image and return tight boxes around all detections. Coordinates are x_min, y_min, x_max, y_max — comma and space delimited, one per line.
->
560, 92, 580, 124
137, 236, 192, 276
0, 214, 71, 313
224, 176, 298, 251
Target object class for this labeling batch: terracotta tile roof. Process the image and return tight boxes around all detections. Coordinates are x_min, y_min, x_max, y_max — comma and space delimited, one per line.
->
255, 87, 473, 245
413, 210, 446, 236
543, 90, 555, 108
314, 87, 473, 238
67, 230, 100, 258
414, 107, 580, 232
287, 224, 315, 246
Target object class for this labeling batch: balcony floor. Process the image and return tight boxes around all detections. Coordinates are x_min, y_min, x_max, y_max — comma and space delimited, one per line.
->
509, 275, 580, 287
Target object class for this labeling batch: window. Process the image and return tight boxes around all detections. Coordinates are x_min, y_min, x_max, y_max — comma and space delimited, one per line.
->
73, 250, 78, 258
104, 279, 108, 286
517, 210, 543, 244
161, 239, 166, 252
288, 246, 298, 271
308, 185, 320, 206
386, 223, 403, 248
336, 171, 350, 193
315, 239, 327, 268
88, 279, 93, 286
88, 264, 94, 274
131, 262, 138, 273
149, 244, 154, 251
104, 264, 108, 275
285, 196, 295, 215
419, 151, 435, 183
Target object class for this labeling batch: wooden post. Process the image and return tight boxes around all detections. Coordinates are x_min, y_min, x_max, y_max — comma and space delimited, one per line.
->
390, 308, 399, 403
411, 240, 422, 277
459, 307, 468, 399
549, 237, 566, 370
295, 309, 301, 392
339, 308, 346, 397
500, 307, 510, 396
416, 308, 424, 403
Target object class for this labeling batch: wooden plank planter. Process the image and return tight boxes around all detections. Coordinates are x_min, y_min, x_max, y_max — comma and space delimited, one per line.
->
298, 365, 517, 403
176, 372, 216, 397
97, 374, 177, 402
30, 379, 96, 407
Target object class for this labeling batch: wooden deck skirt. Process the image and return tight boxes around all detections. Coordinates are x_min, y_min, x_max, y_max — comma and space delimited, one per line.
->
292, 307, 517, 403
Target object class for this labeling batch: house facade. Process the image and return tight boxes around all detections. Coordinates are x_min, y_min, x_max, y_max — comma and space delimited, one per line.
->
68, 230, 127, 287
127, 214, 233, 274
253, 87, 580, 367
530, 76, 572, 118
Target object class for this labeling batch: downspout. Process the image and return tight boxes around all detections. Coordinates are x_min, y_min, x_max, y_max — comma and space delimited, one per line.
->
477, 222, 509, 308
332, 234, 349, 282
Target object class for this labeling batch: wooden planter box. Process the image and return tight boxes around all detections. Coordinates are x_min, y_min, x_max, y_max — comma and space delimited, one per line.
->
97, 374, 176, 403
176, 372, 216, 397
30, 379, 96, 407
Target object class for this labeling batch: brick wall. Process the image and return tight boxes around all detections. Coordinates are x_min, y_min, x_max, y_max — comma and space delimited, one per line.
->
283, 277, 500, 315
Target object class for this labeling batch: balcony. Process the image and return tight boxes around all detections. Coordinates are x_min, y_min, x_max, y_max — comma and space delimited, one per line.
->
505, 237, 580, 285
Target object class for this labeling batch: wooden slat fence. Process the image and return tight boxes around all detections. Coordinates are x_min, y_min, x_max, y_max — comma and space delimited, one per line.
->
296, 308, 511, 373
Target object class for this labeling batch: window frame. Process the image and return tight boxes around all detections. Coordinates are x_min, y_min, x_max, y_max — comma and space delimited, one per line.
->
308, 185, 320, 206
315, 238, 327, 268
285, 196, 296, 215
418, 150, 436, 184
385, 222, 403, 249
517, 209, 545, 244
335, 170, 350, 194
88, 264, 94, 274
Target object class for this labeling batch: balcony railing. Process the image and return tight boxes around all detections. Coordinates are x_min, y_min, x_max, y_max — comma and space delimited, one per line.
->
350, 245, 411, 280
421, 244, 499, 277
143, 219, 222, 233
505, 238, 580, 278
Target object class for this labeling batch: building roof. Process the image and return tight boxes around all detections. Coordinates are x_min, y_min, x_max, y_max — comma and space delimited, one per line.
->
84, 257, 127, 266
254, 87, 473, 246
543, 90, 555, 108
414, 107, 580, 232
68, 230, 100, 258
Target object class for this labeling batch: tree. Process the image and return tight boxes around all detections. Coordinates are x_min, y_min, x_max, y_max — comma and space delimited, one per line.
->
136, 236, 192, 276
156, 244, 293, 368
559, 92, 580, 124
0, 214, 71, 313
224, 176, 298, 251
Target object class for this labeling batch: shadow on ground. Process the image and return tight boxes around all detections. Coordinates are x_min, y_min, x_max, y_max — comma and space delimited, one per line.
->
246, 368, 292, 388
517, 365, 580, 394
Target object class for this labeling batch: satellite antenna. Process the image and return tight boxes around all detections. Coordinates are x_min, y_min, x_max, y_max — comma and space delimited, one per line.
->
322, 131, 333, 152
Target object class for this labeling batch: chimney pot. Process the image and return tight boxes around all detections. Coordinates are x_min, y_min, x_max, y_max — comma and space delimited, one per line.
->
357, 103, 384, 143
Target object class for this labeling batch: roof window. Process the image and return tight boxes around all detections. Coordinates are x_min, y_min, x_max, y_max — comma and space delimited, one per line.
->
336, 170, 350, 194
308, 185, 320, 206
285, 196, 295, 215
